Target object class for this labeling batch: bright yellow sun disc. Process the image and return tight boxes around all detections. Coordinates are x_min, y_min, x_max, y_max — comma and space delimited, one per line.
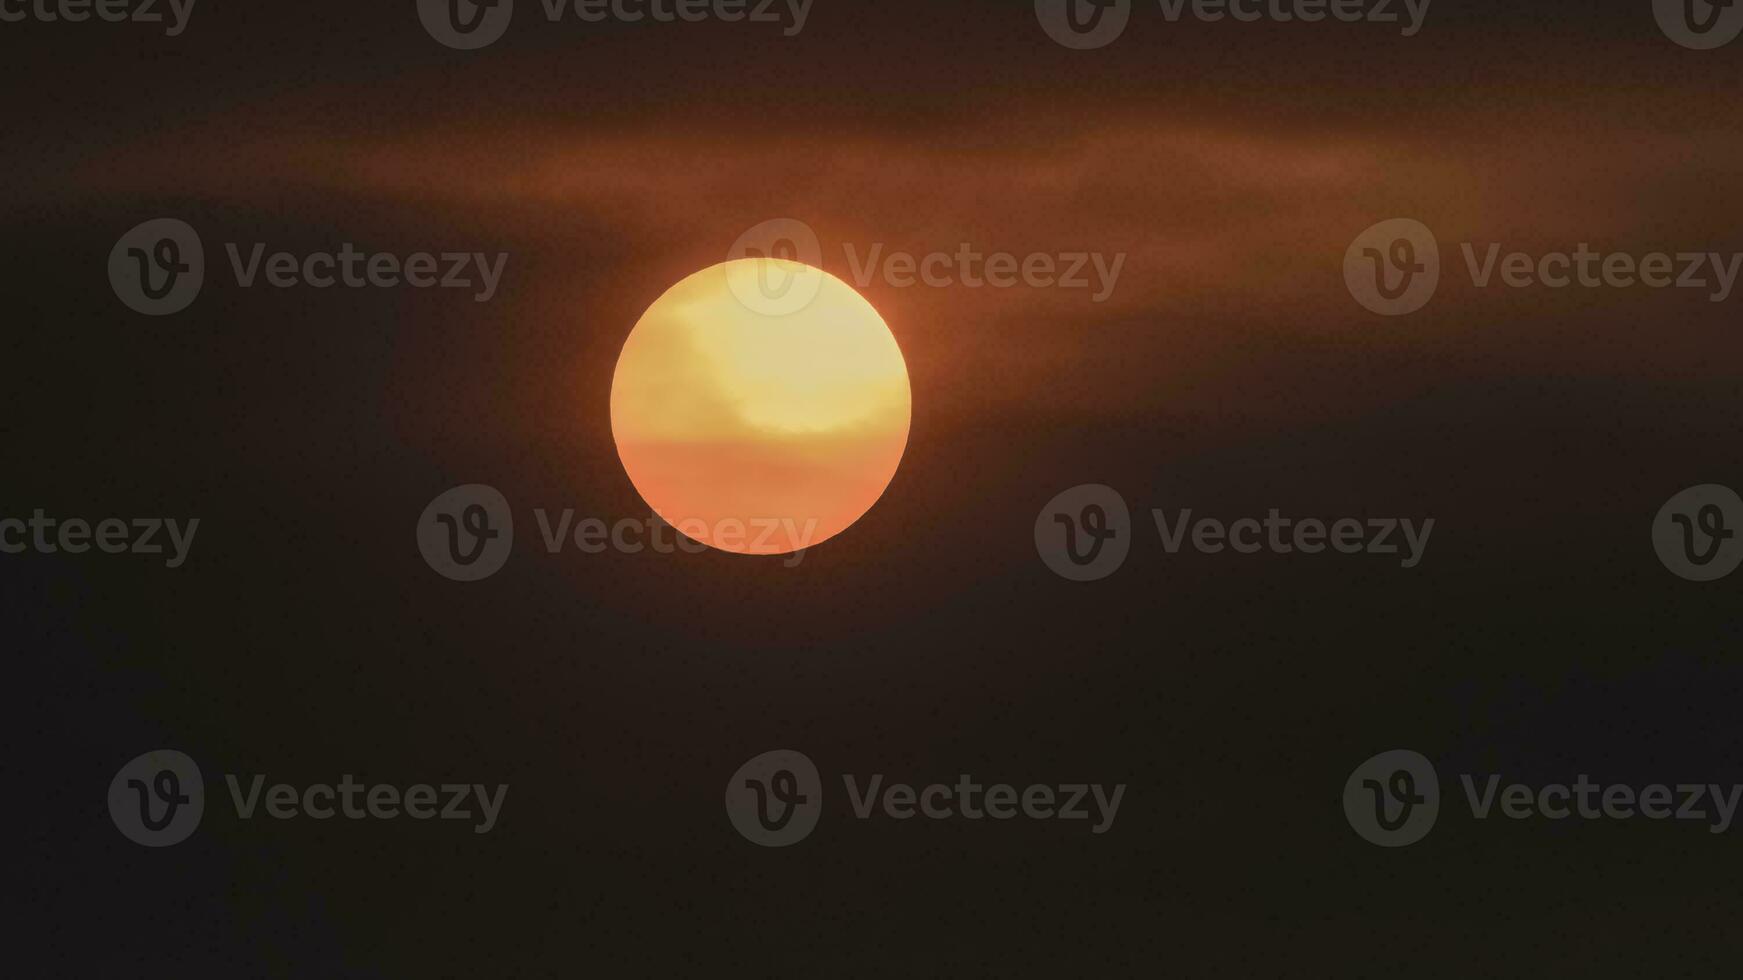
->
610, 258, 911, 556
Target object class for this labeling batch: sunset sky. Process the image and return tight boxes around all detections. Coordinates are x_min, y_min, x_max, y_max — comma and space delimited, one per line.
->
7, 1, 1742, 974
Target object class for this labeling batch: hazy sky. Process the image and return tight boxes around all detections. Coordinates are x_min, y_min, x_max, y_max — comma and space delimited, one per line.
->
8, 2, 1743, 974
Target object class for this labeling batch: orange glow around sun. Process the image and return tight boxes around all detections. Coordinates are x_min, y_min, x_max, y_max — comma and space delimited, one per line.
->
610, 258, 911, 556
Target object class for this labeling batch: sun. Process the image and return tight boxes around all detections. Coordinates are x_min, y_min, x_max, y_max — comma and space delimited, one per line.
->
610, 258, 911, 556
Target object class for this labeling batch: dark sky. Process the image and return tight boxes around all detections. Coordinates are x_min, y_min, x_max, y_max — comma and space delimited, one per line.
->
7, 1, 1743, 975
